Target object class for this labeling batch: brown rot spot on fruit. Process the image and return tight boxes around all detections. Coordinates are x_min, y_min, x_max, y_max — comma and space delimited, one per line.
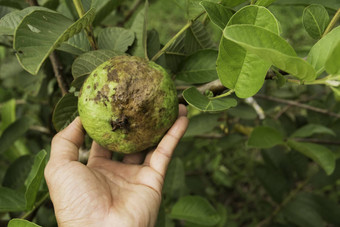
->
110, 116, 129, 132
94, 82, 98, 90
87, 85, 90, 89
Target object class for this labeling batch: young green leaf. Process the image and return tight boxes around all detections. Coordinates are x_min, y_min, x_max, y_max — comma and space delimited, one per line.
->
307, 26, 340, 76
0, 6, 53, 36
184, 113, 221, 137
25, 150, 47, 210
170, 196, 221, 225
52, 93, 78, 132
72, 50, 121, 78
303, 4, 329, 39
183, 87, 237, 112
290, 124, 335, 138
287, 140, 335, 175
176, 49, 218, 83
217, 5, 280, 98
14, 8, 95, 75
184, 20, 215, 54
325, 41, 340, 75
0, 187, 25, 212
98, 27, 135, 52
0, 117, 33, 155
248, 126, 284, 148
200, 1, 234, 30
8, 219, 42, 227
223, 25, 316, 81
57, 31, 91, 55
255, 0, 276, 7
0, 98, 15, 133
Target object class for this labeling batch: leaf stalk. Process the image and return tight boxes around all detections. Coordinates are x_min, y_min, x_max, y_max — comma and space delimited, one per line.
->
322, 8, 340, 37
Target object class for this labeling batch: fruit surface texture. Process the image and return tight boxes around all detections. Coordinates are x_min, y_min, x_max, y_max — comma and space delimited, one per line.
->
78, 55, 178, 153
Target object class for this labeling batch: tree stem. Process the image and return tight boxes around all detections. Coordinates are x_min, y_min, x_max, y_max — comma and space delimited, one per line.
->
72, 0, 97, 50
322, 8, 340, 37
49, 52, 68, 96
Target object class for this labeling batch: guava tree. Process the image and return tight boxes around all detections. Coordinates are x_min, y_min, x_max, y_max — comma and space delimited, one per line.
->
0, 0, 340, 226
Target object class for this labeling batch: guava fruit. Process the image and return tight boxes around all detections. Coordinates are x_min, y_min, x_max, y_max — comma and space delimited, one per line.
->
78, 55, 178, 153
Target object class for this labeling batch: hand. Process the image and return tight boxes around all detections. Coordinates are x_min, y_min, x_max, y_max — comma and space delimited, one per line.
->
45, 105, 189, 227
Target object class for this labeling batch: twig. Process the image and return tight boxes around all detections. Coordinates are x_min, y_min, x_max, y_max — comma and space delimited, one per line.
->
322, 8, 340, 37
255, 94, 340, 119
256, 177, 311, 227
49, 52, 68, 96
118, 0, 144, 26
20, 192, 50, 220
293, 138, 340, 146
29, 125, 51, 134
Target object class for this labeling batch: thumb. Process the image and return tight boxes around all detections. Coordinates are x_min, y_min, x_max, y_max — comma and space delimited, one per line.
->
49, 117, 85, 166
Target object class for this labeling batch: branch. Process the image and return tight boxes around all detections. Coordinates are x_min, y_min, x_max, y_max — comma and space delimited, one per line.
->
49, 52, 68, 96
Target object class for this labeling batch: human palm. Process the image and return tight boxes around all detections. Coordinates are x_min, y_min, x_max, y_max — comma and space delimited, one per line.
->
45, 105, 188, 227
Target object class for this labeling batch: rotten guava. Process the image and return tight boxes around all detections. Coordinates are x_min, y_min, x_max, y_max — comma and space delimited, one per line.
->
78, 55, 178, 153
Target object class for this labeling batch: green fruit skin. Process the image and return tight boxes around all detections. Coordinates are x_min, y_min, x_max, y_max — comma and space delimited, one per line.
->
78, 55, 178, 153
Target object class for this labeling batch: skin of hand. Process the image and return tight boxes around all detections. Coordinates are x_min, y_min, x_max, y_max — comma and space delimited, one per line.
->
44, 105, 189, 227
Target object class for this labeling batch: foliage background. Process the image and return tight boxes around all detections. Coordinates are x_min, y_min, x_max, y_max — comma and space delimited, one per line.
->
0, 0, 340, 226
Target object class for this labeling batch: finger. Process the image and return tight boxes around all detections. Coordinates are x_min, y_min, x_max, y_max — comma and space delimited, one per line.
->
50, 117, 84, 165
122, 152, 145, 165
88, 142, 112, 164
148, 116, 188, 177
178, 104, 187, 117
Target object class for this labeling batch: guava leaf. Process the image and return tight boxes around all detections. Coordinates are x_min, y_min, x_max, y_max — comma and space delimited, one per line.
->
8, 219, 42, 227
57, 31, 91, 55
0, 117, 33, 155
221, 0, 248, 8
91, 0, 122, 26
325, 41, 340, 75
184, 20, 215, 55
0, 6, 53, 35
302, 4, 329, 39
290, 124, 335, 138
52, 93, 78, 132
184, 113, 221, 137
25, 150, 47, 210
255, 0, 276, 7
0, 187, 25, 212
287, 140, 335, 175
14, 8, 95, 75
165, 33, 187, 72
170, 196, 221, 226
177, 49, 218, 84
200, 1, 234, 30
217, 5, 280, 98
164, 158, 186, 199
98, 27, 135, 52
72, 50, 122, 79
130, 1, 148, 58
274, 0, 340, 11
307, 26, 340, 76
183, 87, 237, 112
223, 25, 316, 82
248, 126, 284, 148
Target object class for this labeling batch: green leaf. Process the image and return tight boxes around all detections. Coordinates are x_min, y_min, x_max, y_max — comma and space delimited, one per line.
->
147, 29, 166, 66
57, 31, 91, 55
170, 196, 221, 226
255, 0, 276, 7
200, 1, 234, 30
14, 8, 95, 75
307, 26, 340, 76
0, 117, 33, 155
52, 93, 78, 132
0, 98, 15, 133
282, 193, 324, 227
177, 49, 218, 84
223, 24, 316, 81
325, 41, 340, 75
8, 219, 42, 227
290, 124, 335, 138
183, 87, 237, 112
185, 20, 215, 54
165, 33, 187, 72
248, 126, 284, 148
70, 75, 88, 91
0, 6, 16, 19
24, 150, 47, 210
0, 6, 53, 36
0, 187, 25, 212
303, 4, 329, 39
91, 0, 122, 26
130, 3, 148, 58
72, 50, 121, 79
274, 0, 340, 11
287, 140, 335, 175
217, 5, 280, 98
164, 158, 186, 199
98, 27, 135, 52
221, 0, 248, 7
3, 155, 35, 190
184, 113, 221, 137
